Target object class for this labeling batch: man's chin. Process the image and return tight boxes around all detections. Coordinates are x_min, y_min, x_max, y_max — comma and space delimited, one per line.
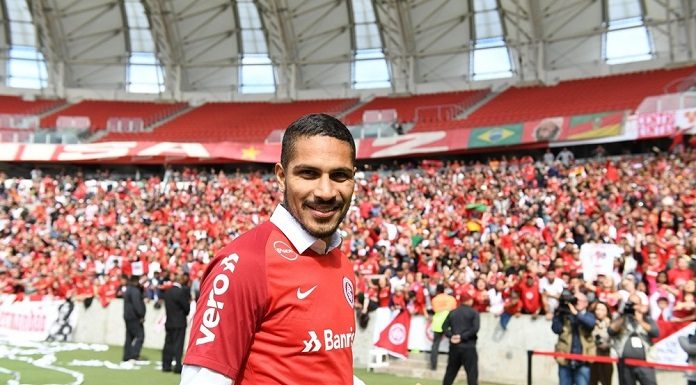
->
306, 225, 338, 240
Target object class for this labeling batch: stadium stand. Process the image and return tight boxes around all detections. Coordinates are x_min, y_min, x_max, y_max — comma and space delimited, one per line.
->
342, 90, 490, 126
412, 65, 696, 132
40, 100, 188, 133
2, 149, 695, 329
0, 95, 64, 116
99, 98, 359, 142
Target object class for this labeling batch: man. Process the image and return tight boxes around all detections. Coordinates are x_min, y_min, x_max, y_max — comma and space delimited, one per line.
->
442, 293, 480, 385
181, 114, 357, 385
122, 275, 146, 362
541, 269, 566, 319
678, 331, 696, 385
556, 147, 575, 166
518, 272, 542, 316
430, 284, 457, 371
552, 291, 596, 385
609, 294, 659, 385
162, 273, 191, 373
668, 256, 694, 288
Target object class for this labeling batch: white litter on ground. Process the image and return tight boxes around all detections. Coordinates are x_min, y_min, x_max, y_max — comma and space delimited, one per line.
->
0, 340, 115, 385
68, 359, 142, 371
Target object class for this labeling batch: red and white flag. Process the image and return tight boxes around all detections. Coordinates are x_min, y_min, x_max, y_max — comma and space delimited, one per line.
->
374, 310, 411, 359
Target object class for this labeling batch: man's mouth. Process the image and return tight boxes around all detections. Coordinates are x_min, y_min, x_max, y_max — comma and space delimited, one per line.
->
305, 202, 341, 217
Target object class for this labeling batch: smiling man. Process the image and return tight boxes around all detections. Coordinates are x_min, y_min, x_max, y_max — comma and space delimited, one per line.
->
180, 114, 358, 385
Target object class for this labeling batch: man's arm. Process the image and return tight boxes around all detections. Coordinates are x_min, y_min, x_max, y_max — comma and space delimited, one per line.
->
460, 310, 480, 340
132, 288, 146, 319
180, 366, 233, 385
178, 288, 191, 317
551, 313, 563, 335
637, 313, 659, 339
608, 316, 624, 337
576, 311, 596, 330
679, 336, 696, 355
442, 312, 453, 338
182, 245, 267, 383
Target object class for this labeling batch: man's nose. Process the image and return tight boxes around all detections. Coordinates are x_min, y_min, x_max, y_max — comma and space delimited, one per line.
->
314, 174, 335, 200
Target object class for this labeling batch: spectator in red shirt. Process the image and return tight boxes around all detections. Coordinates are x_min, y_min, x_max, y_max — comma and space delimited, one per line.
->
471, 277, 490, 313
518, 273, 542, 316
500, 290, 523, 330
668, 257, 695, 289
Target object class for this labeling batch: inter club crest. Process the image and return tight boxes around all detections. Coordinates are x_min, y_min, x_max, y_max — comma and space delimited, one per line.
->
342, 277, 354, 308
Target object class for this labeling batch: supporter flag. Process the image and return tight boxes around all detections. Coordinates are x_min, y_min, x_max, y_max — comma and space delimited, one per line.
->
564, 112, 623, 140
469, 125, 522, 148
375, 310, 411, 359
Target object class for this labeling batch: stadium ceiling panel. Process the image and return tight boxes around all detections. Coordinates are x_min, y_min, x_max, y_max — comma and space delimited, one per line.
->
168, 0, 240, 92
0, 0, 694, 100
47, 0, 128, 90
395, 0, 472, 85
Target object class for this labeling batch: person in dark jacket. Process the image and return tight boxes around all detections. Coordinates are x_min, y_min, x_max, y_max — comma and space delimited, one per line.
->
552, 291, 596, 385
162, 273, 191, 373
442, 292, 480, 385
123, 275, 146, 362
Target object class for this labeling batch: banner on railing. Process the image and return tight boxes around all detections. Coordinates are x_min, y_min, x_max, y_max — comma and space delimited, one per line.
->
0, 114, 623, 164
0, 297, 78, 342
676, 107, 696, 134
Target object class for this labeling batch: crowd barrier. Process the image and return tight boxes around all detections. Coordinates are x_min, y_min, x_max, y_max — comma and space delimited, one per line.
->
1, 296, 693, 385
529, 350, 695, 385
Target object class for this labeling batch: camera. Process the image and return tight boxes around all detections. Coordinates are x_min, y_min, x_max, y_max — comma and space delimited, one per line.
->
559, 289, 578, 306
623, 301, 635, 316
556, 290, 577, 316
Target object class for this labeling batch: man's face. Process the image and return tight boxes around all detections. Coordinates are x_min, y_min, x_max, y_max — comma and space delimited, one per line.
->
575, 295, 588, 311
275, 135, 355, 242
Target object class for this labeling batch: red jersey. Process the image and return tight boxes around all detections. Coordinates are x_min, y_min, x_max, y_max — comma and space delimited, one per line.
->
184, 210, 355, 385
668, 268, 694, 288
517, 281, 541, 314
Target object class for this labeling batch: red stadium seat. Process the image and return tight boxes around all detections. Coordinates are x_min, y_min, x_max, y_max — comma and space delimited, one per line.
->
343, 90, 489, 126
410, 65, 696, 132
41, 100, 188, 133
100, 99, 359, 143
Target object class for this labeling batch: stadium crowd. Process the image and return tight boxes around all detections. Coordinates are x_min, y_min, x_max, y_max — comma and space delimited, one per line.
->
0, 148, 695, 341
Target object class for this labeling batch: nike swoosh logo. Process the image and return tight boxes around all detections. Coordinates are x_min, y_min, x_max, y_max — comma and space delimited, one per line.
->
297, 285, 318, 300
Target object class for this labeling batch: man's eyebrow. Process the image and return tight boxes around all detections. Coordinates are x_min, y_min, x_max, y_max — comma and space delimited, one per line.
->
291, 164, 354, 174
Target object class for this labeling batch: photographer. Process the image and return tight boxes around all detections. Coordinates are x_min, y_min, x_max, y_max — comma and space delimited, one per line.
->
608, 294, 659, 385
678, 330, 696, 385
552, 291, 596, 385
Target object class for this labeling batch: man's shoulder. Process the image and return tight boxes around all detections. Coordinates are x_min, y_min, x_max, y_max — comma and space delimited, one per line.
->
218, 221, 275, 254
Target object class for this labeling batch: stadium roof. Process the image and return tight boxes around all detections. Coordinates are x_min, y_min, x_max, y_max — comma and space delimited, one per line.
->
0, 0, 695, 101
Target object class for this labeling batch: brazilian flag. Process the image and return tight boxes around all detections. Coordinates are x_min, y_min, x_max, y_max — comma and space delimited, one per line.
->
469, 124, 523, 148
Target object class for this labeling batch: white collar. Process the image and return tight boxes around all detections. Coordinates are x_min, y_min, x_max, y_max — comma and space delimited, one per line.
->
270, 204, 342, 255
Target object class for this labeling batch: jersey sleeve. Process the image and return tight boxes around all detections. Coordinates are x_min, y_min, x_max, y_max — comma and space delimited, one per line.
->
183, 243, 268, 381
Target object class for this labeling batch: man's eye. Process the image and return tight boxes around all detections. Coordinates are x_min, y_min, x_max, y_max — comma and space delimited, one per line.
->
299, 170, 317, 178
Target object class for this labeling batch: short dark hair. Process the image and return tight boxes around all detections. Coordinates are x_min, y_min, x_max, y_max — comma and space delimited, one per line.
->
280, 113, 356, 168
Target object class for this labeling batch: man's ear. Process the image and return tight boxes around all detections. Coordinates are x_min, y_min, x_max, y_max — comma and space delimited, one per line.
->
274, 163, 286, 191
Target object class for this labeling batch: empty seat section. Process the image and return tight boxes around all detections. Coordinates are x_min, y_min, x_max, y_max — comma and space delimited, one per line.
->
458, 65, 696, 129
100, 98, 358, 142
40, 100, 188, 132
0, 95, 64, 115
343, 90, 489, 126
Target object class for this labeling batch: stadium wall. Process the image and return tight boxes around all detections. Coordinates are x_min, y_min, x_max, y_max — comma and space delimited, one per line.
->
71, 301, 686, 384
